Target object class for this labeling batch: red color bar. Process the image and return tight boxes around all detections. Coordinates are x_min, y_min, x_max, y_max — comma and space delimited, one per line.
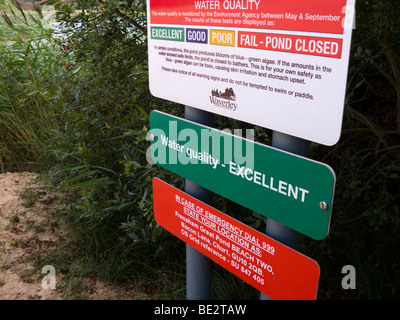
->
238, 32, 343, 58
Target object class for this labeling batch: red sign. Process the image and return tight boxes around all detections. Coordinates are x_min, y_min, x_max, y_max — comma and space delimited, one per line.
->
153, 178, 320, 300
149, 0, 347, 34
238, 32, 343, 59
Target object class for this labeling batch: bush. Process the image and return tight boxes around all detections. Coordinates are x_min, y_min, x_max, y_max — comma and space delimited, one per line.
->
303, 0, 400, 299
0, 1, 64, 169
43, 0, 185, 288
0, 0, 11, 10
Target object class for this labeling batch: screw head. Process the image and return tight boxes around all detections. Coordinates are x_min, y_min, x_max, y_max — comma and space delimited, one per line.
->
319, 201, 328, 211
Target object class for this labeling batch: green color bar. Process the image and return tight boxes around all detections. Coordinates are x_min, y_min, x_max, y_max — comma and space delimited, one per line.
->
150, 111, 336, 240
151, 26, 185, 41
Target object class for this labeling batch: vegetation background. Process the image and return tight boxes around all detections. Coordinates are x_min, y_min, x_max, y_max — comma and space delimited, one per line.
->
0, 0, 399, 299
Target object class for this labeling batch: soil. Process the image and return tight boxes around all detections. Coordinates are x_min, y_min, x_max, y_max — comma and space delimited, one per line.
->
0, 172, 140, 300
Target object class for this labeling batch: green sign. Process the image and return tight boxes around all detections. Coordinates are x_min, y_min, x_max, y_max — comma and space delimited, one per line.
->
149, 111, 336, 240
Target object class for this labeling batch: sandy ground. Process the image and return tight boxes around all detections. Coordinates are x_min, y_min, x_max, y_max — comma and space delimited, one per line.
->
0, 172, 139, 300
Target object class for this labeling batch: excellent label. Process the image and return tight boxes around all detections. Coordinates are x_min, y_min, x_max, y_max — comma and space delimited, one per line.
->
153, 177, 320, 300
151, 27, 185, 41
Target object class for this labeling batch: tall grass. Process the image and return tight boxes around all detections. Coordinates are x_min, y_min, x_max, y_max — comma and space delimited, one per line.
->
0, 0, 11, 11
0, 3, 64, 170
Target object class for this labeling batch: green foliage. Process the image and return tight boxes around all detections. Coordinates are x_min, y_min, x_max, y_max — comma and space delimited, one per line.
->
0, 0, 11, 10
302, 0, 400, 299
0, 2, 64, 168
43, 0, 184, 289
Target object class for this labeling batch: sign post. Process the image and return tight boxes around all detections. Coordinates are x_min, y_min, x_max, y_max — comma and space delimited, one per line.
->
261, 131, 310, 299
184, 106, 213, 300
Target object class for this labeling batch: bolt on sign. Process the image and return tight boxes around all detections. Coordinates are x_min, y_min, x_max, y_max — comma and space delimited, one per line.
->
147, 0, 356, 146
153, 178, 321, 300
149, 111, 336, 240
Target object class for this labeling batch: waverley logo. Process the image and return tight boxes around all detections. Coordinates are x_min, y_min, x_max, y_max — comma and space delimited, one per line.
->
210, 87, 238, 111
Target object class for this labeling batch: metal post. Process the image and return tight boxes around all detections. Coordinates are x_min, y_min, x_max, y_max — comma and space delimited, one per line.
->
260, 131, 310, 300
185, 106, 213, 300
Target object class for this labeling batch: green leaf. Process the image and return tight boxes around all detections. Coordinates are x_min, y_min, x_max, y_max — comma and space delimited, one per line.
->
61, 170, 98, 185
61, 178, 114, 190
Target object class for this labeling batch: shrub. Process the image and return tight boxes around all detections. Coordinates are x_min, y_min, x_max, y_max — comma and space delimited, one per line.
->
0, 1, 64, 169
303, 0, 400, 299
44, 0, 184, 286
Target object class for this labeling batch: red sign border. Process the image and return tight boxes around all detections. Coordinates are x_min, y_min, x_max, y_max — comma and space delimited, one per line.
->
153, 177, 320, 300
237, 31, 343, 59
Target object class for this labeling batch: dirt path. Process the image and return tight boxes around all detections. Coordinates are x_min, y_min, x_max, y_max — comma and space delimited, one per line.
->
0, 172, 139, 300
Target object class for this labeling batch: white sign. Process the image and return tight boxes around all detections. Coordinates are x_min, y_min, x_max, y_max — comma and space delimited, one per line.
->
147, 0, 356, 146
